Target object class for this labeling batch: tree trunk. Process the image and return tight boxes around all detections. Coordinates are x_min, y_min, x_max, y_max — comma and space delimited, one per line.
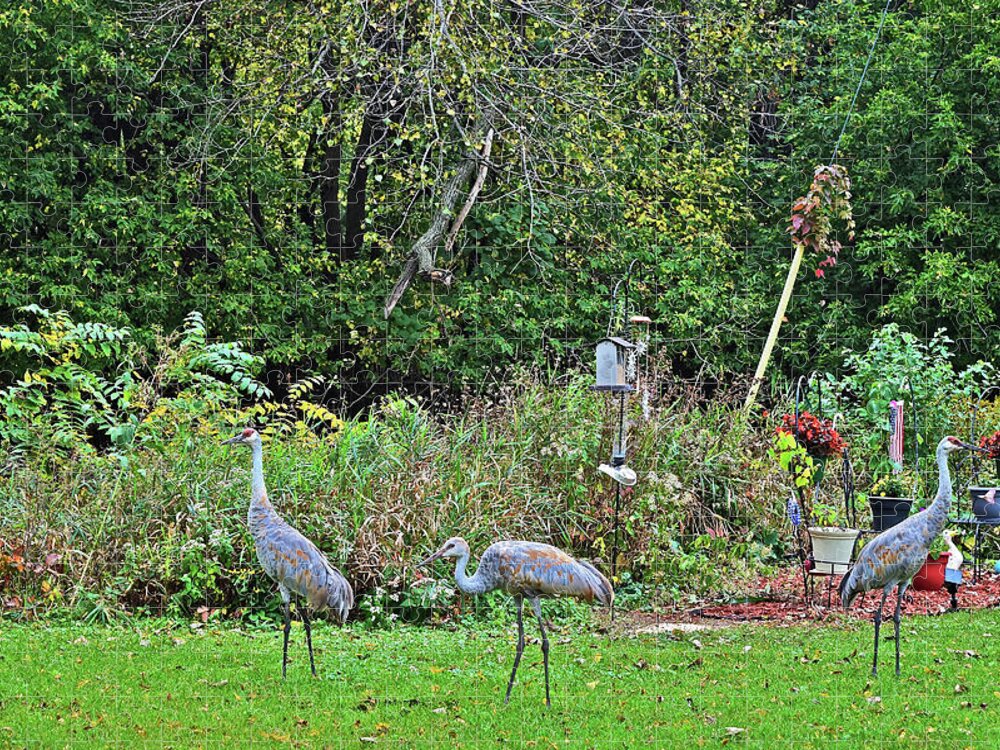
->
342, 114, 378, 262
320, 96, 344, 261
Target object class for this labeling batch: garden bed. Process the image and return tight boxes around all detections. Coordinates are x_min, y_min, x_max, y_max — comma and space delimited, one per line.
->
638, 568, 1000, 627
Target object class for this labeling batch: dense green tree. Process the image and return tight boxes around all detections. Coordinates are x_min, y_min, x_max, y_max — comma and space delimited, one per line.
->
1, 0, 996, 400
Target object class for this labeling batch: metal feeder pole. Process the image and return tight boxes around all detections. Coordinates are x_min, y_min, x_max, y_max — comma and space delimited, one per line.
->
607, 259, 638, 622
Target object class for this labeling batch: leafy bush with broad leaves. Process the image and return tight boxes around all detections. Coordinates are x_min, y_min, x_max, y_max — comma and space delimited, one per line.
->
0, 307, 270, 463
829, 323, 993, 481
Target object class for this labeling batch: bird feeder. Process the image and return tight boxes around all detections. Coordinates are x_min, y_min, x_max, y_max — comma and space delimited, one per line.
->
593, 337, 636, 392
591, 259, 654, 599
598, 462, 637, 486
598, 403, 637, 486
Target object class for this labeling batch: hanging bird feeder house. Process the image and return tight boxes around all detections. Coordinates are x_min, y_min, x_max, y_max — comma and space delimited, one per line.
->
593, 337, 636, 392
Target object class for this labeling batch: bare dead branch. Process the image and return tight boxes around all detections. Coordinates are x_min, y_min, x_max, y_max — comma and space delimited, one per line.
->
442, 127, 494, 257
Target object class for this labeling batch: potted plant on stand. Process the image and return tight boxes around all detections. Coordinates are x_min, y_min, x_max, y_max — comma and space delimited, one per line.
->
773, 412, 856, 579
808, 500, 859, 575
867, 470, 922, 532
970, 431, 1000, 520
912, 535, 951, 592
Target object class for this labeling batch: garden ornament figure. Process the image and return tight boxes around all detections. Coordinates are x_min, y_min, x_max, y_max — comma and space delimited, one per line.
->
223, 428, 353, 678
839, 436, 986, 677
418, 537, 613, 706
942, 530, 963, 610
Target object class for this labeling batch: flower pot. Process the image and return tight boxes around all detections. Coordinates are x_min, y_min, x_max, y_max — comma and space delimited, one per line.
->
807, 527, 859, 575
912, 553, 950, 591
970, 487, 1000, 520
867, 496, 913, 532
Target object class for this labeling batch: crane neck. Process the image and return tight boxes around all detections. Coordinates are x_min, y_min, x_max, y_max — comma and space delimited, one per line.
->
250, 442, 270, 507
453, 549, 489, 596
925, 444, 954, 540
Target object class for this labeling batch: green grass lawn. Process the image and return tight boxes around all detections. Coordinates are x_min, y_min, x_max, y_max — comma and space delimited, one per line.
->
2, 610, 1000, 747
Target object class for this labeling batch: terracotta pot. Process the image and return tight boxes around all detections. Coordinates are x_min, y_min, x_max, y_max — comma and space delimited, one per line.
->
912, 553, 950, 591
807, 527, 859, 575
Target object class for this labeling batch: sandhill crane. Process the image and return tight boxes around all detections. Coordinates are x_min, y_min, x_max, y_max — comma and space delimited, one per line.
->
839, 436, 985, 676
418, 537, 614, 706
223, 428, 354, 678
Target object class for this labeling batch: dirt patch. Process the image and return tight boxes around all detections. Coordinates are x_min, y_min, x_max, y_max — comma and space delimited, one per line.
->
622, 568, 1000, 633
633, 621, 730, 635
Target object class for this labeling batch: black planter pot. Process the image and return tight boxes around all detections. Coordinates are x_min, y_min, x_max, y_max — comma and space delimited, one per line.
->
970, 486, 1000, 520
868, 496, 913, 532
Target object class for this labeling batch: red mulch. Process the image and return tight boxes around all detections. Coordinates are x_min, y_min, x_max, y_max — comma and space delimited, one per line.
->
676, 568, 1000, 625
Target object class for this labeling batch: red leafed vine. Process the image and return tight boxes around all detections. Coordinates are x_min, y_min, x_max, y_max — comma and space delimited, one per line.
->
789, 164, 856, 278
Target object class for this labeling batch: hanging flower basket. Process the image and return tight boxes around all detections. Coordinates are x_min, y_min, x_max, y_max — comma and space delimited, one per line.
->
777, 412, 846, 460
979, 431, 1000, 461
912, 553, 950, 592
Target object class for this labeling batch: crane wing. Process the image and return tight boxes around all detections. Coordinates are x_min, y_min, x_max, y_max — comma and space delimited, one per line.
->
255, 514, 354, 620
493, 542, 613, 604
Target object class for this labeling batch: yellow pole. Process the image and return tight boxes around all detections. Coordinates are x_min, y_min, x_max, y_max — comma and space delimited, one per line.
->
744, 243, 806, 410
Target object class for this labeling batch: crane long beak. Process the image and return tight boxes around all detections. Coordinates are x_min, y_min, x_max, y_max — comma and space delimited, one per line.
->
221, 436, 243, 445
961, 442, 988, 452
417, 549, 445, 568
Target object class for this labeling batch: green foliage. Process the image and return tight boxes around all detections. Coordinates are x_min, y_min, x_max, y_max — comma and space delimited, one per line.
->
809, 501, 848, 529
771, 432, 815, 490
0, 307, 269, 461
3, 0, 993, 390
1, 363, 788, 620
927, 533, 949, 561
830, 323, 992, 479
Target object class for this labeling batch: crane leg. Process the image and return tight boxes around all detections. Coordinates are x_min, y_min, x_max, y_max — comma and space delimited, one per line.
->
300, 605, 316, 677
871, 588, 889, 678
893, 584, 905, 677
504, 596, 525, 704
281, 598, 292, 680
530, 598, 551, 707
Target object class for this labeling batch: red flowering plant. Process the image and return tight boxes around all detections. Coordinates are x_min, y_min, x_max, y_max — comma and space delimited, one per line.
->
777, 411, 845, 459
979, 431, 1000, 481
773, 413, 850, 532
979, 431, 1000, 461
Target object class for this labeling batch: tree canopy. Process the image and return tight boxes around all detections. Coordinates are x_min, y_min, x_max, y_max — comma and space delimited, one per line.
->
1, 0, 997, 402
